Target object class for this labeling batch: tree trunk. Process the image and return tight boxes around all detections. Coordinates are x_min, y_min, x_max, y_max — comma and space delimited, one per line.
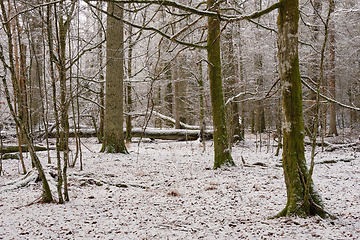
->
276, 0, 326, 218
328, 0, 338, 136
46, 4, 63, 204
101, 2, 128, 154
96, 2, 105, 143
125, 11, 133, 142
28, 12, 43, 131
58, 6, 71, 202
222, 23, 242, 144
254, 53, 266, 133
207, 0, 234, 169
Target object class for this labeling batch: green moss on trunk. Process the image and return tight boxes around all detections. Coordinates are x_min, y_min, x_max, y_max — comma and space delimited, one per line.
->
276, 0, 327, 218
207, 0, 235, 169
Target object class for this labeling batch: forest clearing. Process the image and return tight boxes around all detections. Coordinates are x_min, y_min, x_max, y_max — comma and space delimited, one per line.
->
1, 134, 359, 239
0, 0, 360, 239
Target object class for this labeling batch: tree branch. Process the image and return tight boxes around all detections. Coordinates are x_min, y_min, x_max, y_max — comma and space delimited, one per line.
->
302, 76, 360, 111
85, 0, 207, 49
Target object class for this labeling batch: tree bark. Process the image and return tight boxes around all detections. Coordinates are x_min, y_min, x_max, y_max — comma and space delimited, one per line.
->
125, 9, 133, 142
328, 0, 338, 136
101, 2, 128, 153
207, 0, 234, 169
222, 23, 242, 144
276, 0, 326, 218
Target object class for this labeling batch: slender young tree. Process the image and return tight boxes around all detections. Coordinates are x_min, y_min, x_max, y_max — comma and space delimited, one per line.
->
328, 0, 337, 136
101, 2, 128, 153
125, 6, 133, 142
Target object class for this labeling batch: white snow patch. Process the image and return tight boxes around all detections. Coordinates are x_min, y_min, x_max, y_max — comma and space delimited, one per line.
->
0, 136, 359, 239
283, 120, 292, 133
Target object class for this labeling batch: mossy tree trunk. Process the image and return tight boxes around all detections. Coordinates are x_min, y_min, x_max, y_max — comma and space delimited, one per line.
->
101, 2, 128, 154
276, 0, 326, 218
207, 0, 235, 169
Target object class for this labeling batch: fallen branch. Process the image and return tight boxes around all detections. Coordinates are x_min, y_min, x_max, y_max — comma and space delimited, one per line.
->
0, 145, 55, 154
0, 166, 58, 194
325, 142, 359, 152
317, 158, 356, 165
73, 173, 149, 189
150, 111, 202, 130
304, 141, 330, 147
0, 169, 39, 192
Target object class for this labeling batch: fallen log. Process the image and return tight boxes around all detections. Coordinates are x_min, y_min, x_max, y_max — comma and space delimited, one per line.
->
304, 140, 330, 147
0, 145, 55, 154
35, 128, 214, 141
325, 142, 359, 152
317, 158, 356, 164
130, 128, 213, 140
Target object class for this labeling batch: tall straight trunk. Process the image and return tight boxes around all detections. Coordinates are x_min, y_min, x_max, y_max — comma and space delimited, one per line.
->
197, 55, 206, 143
97, 1, 105, 142
47, 4, 63, 204
207, 0, 234, 169
254, 53, 266, 133
126, 15, 133, 142
328, 0, 337, 136
12, 37, 26, 173
276, 0, 326, 218
237, 23, 245, 140
173, 55, 187, 129
58, 9, 70, 202
222, 24, 242, 144
28, 11, 43, 130
101, 2, 128, 153
305, 0, 322, 136
19, 43, 29, 135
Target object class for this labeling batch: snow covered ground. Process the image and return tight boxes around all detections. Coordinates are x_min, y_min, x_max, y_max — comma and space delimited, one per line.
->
0, 136, 359, 239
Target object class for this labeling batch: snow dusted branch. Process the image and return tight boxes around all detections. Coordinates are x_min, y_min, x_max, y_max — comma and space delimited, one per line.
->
225, 91, 257, 106
301, 76, 360, 111
90, 0, 281, 22
151, 111, 201, 130
2, 0, 65, 24
84, 1, 207, 49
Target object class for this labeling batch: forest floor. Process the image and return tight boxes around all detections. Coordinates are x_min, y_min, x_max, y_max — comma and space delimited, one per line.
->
0, 133, 359, 239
